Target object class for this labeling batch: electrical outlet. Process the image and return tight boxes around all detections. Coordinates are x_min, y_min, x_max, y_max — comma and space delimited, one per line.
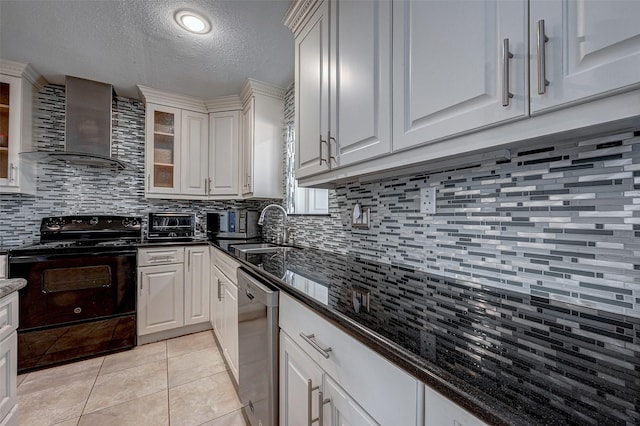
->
420, 187, 436, 214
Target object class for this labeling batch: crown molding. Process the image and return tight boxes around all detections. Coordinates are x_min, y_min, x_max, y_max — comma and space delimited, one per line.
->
282, 0, 320, 35
0, 59, 48, 90
204, 95, 242, 112
240, 78, 286, 104
137, 85, 208, 113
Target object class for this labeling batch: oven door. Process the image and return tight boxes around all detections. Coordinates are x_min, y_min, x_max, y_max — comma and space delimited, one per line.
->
9, 250, 137, 330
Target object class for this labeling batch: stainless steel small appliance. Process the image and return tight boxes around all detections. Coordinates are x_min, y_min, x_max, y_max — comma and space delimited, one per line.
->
207, 210, 260, 240
147, 212, 195, 240
237, 268, 279, 426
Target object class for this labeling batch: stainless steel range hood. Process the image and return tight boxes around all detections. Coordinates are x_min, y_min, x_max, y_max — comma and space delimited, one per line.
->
21, 76, 136, 170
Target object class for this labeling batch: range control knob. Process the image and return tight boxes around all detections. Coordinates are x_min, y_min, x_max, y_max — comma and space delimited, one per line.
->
89, 217, 99, 225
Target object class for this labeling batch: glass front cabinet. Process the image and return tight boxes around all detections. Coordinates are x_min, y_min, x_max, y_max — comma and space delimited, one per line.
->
0, 64, 38, 194
145, 104, 182, 194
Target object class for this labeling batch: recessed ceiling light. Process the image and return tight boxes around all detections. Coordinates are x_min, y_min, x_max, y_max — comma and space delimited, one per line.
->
174, 9, 211, 34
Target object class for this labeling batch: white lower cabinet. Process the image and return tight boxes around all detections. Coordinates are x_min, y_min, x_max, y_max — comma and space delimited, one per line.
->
279, 292, 420, 426
280, 331, 324, 426
184, 246, 210, 326
0, 292, 18, 426
211, 247, 241, 383
138, 262, 185, 335
424, 385, 487, 426
137, 245, 210, 337
0, 256, 6, 279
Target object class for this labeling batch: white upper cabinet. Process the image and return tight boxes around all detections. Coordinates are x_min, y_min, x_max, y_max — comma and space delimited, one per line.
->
288, 0, 392, 179
0, 60, 43, 195
139, 84, 283, 200
240, 80, 285, 199
530, 0, 640, 113
330, 0, 392, 167
392, 0, 528, 152
180, 111, 209, 196
209, 111, 240, 196
294, 0, 330, 179
144, 103, 208, 197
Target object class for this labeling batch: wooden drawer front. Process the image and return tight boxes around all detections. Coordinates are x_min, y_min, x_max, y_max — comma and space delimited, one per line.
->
0, 256, 6, 279
0, 294, 18, 343
280, 293, 419, 426
138, 247, 185, 266
213, 248, 241, 283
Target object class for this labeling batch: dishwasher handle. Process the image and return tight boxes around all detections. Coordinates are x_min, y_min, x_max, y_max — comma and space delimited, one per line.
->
237, 268, 279, 307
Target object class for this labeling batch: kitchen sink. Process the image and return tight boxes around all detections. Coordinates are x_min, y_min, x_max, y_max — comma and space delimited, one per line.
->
231, 243, 292, 254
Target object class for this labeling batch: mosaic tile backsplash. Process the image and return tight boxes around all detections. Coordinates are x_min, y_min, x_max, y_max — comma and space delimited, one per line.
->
0, 84, 267, 246
288, 129, 640, 318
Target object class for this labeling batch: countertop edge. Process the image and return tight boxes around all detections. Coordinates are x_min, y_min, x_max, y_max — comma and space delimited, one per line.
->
0, 278, 27, 299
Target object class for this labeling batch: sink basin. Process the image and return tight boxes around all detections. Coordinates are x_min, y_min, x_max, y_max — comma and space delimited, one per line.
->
231, 243, 292, 254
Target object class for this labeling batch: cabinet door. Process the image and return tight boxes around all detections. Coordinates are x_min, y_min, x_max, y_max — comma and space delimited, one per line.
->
0, 76, 18, 188
0, 73, 35, 194
324, 375, 378, 426
530, 0, 640, 113
180, 110, 208, 196
146, 104, 181, 194
222, 280, 239, 382
241, 98, 254, 195
425, 386, 487, 426
184, 246, 210, 326
295, 0, 331, 178
0, 332, 17, 423
280, 331, 324, 426
330, 0, 392, 167
212, 267, 226, 343
138, 264, 185, 335
392, 0, 527, 151
209, 111, 240, 196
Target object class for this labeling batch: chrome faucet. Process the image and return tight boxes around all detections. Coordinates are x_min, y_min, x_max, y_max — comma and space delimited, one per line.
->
258, 204, 289, 244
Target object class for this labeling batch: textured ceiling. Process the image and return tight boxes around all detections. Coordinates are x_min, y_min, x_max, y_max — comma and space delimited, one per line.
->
0, 0, 294, 100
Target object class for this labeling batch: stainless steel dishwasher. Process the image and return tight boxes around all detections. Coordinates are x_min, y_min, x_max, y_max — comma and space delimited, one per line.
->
237, 268, 279, 426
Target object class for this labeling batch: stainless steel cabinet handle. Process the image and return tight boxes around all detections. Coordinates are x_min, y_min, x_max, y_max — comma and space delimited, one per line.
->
501, 38, 514, 107
187, 252, 191, 271
537, 19, 550, 95
318, 391, 330, 426
139, 271, 143, 292
9, 163, 16, 183
147, 174, 151, 188
319, 135, 328, 166
208, 177, 212, 194
307, 379, 320, 425
300, 333, 332, 359
149, 256, 173, 263
328, 132, 337, 166
217, 278, 223, 301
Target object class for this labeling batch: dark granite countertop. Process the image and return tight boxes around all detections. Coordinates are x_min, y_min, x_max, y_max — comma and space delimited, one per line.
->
213, 241, 639, 426
0, 278, 27, 299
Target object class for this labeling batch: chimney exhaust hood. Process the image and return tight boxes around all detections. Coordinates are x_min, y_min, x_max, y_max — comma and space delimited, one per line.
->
21, 76, 136, 170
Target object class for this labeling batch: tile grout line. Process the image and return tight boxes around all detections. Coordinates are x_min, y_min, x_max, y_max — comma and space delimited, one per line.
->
77, 356, 106, 424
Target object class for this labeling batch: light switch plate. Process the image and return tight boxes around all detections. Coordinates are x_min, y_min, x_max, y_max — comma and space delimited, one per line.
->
420, 187, 436, 214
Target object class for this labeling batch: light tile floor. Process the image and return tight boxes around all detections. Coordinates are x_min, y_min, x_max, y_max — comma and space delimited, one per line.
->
17, 331, 247, 426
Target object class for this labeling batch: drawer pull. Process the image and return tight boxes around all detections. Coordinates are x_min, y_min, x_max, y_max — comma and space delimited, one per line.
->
300, 333, 332, 359
148, 256, 173, 263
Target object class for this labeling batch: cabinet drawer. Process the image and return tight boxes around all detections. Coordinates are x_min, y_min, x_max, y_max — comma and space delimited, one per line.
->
0, 255, 6, 279
280, 293, 419, 426
0, 293, 18, 343
213, 248, 241, 283
138, 247, 185, 266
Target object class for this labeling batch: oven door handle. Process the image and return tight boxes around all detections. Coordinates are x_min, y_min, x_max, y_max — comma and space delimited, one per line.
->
9, 250, 137, 264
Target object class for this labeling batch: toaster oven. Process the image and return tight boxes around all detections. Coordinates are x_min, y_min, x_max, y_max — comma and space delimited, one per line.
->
147, 212, 195, 240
